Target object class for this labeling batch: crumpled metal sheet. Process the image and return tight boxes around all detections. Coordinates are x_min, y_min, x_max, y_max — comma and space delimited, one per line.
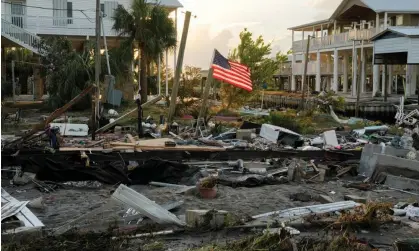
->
1, 201, 29, 221
1, 188, 44, 228
111, 184, 185, 226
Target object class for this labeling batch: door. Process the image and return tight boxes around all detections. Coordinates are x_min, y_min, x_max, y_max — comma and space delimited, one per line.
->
11, 1, 25, 28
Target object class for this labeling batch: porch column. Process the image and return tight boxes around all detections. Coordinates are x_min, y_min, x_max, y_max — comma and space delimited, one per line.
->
361, 47, 366, 93
384, 12, 388, 29
316, 50, 321, 92
395, 74, 398, 94
381, 65, 385, 94
410, 65, 418, 96
352, 44, 358, 96
372, 45, 379, 97
343, 52, 349, 93
406, 65, 411, 96
332, 49, 338, 92
373, 65, 380, 97
376, 13, 380, 32
325, 53, 331, 91
388, 65, 393, 95
291, 30, 296, 91
333, 20, 337, 34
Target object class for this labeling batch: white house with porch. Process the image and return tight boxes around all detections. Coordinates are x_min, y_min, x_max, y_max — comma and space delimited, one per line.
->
274, 0, 419, 98
1, 0, 183, 99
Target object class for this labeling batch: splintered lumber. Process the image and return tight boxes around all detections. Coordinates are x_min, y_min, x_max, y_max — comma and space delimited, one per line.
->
126, 134, 136, 144
4, 85, 95, 147
96, 95, 163, 133
110, 138, 225, 152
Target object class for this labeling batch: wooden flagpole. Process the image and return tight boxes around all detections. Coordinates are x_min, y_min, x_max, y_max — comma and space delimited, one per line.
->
195, 50, 216, 137
167, 11, 192, 124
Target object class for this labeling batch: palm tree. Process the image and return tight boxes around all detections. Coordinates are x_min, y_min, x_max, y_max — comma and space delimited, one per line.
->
112, 0, 176, 103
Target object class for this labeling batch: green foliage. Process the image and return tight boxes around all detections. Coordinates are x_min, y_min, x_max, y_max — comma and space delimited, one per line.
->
39, 37, 94, 110
220, 28, 286, 109
317, 92, 346, 112
2, 48, 36, 97
268, 110, 316, 134
275, 52, 288, 63
112, 0, 176, 102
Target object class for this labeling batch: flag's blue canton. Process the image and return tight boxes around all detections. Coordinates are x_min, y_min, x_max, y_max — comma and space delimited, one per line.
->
213, 50, 231, 70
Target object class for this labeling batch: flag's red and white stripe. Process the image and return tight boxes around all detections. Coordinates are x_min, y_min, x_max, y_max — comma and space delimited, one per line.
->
212, 61, 252, 92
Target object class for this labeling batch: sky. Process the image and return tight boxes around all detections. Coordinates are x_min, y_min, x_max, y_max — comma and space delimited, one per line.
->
170, 0, 341, 69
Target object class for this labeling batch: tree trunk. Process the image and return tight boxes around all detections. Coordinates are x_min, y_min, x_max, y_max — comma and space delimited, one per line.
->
140, 49, 148, 103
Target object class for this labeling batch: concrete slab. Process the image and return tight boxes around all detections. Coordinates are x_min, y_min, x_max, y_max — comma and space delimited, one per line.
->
359, 144, 417, 177
365, 153, 419, 179
385, 175, 419, 192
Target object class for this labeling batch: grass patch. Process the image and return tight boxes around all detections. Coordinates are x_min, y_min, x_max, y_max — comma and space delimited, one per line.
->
191, 231, 377, 251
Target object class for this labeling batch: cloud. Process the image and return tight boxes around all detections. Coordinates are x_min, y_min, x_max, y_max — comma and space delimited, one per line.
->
182, 24, 234, 68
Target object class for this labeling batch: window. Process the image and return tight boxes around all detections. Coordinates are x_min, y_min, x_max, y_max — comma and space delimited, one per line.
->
100, 3, 105, 14
67, 2, 73, 24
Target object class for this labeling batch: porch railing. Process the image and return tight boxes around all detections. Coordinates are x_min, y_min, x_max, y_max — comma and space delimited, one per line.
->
1, 18, 41, 53
292, 27, 382, 53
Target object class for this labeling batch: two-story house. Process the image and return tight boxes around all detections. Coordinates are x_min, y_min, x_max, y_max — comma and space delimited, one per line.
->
1, 0, 182, 99
275, 0, 419, 98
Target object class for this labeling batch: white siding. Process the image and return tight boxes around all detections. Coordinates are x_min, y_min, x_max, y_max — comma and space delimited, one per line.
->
408, 38, 419, 64
374, 37, 409, 54
2, 0, 179, 37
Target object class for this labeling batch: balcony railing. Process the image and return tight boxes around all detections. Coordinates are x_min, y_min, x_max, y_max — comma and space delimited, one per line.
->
292, 28, 382, 53
276, 62, 344, 75
276, 62, 406, 76
2, 14, 120, 37
1, 18, 41, 53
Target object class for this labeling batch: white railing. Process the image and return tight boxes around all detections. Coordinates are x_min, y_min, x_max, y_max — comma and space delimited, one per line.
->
1, 18, 41, 53
276, 63, 292, 75
292, 27, 381, 53
291, 62, 344, 75
1, 14, 120, 37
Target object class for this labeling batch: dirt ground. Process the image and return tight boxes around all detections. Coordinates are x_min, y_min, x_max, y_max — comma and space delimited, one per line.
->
2, 177, 419, 250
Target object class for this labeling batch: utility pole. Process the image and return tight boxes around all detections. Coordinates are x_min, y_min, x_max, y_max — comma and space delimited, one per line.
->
92, 0, 101, 140
383, 60, 388, 102
300, 35, 311, 110
168, 11, 192, 124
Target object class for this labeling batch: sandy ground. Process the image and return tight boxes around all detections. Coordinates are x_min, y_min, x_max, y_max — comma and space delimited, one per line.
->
2, 177, 419, 250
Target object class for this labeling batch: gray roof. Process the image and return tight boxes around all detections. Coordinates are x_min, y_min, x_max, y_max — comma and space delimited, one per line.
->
288, 19, 331, 31
360, 0, 419, 13
147, 0, 183, 8
289, 0, 419, 30
371, 27, 419, 41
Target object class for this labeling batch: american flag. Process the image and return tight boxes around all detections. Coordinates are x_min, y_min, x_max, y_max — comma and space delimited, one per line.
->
211, 50, 252, 92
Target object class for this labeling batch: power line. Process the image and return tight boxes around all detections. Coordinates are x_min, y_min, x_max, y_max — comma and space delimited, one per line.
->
1, 1, 90, 12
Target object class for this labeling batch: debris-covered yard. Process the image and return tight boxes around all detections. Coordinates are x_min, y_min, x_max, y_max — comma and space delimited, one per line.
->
2, 96, 419, 251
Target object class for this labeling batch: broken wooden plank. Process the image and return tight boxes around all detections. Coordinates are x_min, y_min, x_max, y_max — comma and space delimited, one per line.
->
126, 134, 136, 144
